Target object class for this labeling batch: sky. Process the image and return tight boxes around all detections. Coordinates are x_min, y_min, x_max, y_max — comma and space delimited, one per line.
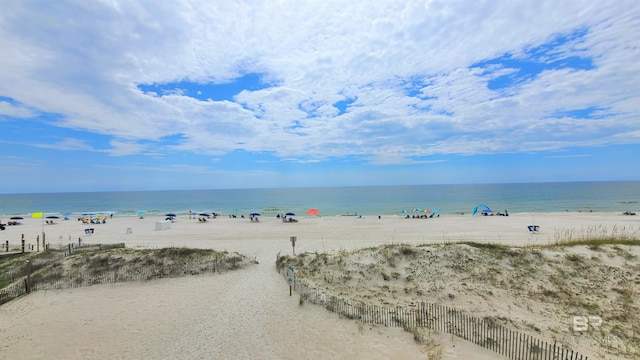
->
1, 1, 639, 194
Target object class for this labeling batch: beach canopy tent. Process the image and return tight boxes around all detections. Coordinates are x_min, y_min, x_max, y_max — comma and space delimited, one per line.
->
472, 204, 492, 216
306, 208, 319, 216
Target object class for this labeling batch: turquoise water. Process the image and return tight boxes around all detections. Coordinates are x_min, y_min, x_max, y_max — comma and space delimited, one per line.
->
0, 181, 639, 217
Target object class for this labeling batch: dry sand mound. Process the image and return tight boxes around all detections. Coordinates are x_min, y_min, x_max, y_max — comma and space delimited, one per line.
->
281, 242, 640, 359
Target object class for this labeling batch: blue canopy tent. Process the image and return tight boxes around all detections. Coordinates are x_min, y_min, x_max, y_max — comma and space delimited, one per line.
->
472, 204, 492, 216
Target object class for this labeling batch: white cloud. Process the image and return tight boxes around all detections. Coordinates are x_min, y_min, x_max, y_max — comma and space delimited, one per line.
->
0, 101, 35, 119
34, 138, 95, 152
0, 0, 638, 164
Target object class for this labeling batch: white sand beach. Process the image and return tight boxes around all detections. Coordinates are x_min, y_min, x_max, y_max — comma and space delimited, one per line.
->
1, 212, 638, 359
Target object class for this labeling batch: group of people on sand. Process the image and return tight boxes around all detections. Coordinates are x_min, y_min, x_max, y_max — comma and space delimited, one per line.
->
188, 210, 219, 220
405, 214, 439, 219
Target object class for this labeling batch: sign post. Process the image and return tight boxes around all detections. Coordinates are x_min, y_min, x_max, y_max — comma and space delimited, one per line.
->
286, 265, 295, 296
290, 236, 297, 255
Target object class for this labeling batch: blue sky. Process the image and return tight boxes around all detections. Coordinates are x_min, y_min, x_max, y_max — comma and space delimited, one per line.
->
1, 1, 639, 194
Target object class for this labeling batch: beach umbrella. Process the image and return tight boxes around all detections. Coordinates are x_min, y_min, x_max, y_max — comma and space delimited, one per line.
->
285, 212, 296, 216
46, 215, 60, 219
10, 216, 23, 220
472, 204, 492, 216
250, 212, 261, 216
198, 213, 210, 217
306, 208, 319, 216
137, 211, 146, 215
166, 213, 176, 217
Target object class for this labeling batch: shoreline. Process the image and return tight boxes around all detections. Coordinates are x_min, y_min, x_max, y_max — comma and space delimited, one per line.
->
2, 211, 638, 250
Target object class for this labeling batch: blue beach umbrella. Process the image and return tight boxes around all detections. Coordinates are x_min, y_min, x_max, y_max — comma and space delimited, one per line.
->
10, 216, 23, 220
472, 204, 492, 216
166, 213, 176, 218
285, 212, 295, 216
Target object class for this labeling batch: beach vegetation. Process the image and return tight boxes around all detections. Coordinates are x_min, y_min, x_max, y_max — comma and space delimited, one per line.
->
276, 239, 639, 358
1, 246, 252, 304
564, 253, 584, 262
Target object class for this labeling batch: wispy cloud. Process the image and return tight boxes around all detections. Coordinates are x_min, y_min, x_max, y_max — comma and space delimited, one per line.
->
0, 100, 35, 119
545, 154, 591, 159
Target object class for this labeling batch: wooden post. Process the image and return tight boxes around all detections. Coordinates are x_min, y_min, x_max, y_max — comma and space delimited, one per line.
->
21, 234, 25, 253
36, 235, 39, 252
42, 232, 45, 250
5, 240, 8, 252
26, 260, 31, 293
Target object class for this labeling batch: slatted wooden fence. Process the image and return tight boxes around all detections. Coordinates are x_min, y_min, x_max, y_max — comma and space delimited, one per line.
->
279, 267, 588, 360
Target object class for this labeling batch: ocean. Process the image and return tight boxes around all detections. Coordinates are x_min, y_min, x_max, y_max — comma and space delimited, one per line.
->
0, 181, 639, 218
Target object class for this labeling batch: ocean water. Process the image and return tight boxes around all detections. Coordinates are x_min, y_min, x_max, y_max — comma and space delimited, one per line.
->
0, 181, 639, 218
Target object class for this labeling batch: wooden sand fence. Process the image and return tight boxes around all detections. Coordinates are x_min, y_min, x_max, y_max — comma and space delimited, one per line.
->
1, 243, 227, 306
278, 267, 588, 360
